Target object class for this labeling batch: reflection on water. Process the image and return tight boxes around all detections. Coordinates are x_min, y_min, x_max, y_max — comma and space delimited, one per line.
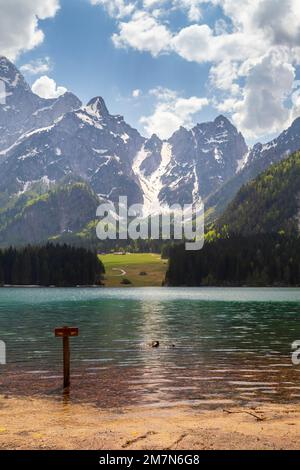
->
0, 287, 300, 409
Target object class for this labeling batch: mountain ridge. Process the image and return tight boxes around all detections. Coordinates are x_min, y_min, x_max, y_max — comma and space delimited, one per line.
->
1, 56, 300, 246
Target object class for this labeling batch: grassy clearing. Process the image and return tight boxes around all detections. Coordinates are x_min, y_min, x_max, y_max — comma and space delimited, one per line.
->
99, 253, 168, 287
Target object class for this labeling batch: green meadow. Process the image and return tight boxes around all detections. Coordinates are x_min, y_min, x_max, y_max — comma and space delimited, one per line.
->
99, 253, 168, 287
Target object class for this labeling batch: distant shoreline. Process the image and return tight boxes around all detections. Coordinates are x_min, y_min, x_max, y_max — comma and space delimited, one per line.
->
0, 284, 299, 289
0, 285, 103, 288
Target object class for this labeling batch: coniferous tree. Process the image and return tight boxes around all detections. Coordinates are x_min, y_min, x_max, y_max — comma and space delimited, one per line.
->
0, 244, 105, 286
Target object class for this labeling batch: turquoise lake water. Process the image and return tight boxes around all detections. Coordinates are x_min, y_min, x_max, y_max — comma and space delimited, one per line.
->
0, 287, 300, 408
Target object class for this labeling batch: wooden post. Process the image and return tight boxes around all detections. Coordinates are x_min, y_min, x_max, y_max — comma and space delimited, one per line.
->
63, 335, 70, 388
55, 326, 79, 389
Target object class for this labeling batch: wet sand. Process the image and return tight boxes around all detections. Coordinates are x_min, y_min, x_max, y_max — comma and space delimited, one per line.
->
2, 359, 300, 411
0, 394, 300, 450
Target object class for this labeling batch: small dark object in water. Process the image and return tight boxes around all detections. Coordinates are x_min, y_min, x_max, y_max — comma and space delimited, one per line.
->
151, 341, 160, 348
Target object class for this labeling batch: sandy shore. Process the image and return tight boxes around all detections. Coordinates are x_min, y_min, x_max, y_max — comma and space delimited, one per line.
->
0, 395, 300, 450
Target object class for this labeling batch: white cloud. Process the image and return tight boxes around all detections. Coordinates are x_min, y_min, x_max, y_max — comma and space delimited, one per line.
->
91, 0, 300, 139
219, 0, 300, 48
209, 61, 240, 95
90, 0, 135, 18
143, 0, 166, 8
141, 87, 209, 139
232, 49, 296, 138
92, 0, 300, 62
32, 75, 67, 99
132, 88, 141, 98
214, 18, 230, 36
215, 97, 240, 114
0, 0, 60, 60
20, 57, 52, 75
172, 24, 263, 64
112, 10, 172, 56
290, 84, 300, 122
172, 0, 203, 22
94, 0, 204, 21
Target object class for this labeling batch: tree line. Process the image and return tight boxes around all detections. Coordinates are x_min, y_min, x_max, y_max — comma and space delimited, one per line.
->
0, 244, 105, 287
165, 234, 300, 287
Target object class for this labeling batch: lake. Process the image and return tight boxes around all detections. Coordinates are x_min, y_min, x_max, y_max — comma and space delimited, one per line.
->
0, 287, 300, 409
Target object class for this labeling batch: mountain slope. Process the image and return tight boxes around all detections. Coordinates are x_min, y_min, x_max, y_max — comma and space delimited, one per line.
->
206, 117, 300, 221
0, 96, 144, 204
217, 151, 300, 235
1, 56, 300, 247
0, 182, 100, 245
0, 56, 81, 153
133, 115, 248, 208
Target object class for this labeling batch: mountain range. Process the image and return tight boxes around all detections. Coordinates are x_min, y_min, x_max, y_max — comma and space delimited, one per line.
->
0, 56, 299, 246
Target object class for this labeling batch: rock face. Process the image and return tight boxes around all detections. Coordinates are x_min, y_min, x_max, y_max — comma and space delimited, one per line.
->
206, 116, 300, 221
0, 93, 144, 205
140, 134, 162, 177
165, 115, 247, 205
134, 116, 248, 207
0, 56, 81, 153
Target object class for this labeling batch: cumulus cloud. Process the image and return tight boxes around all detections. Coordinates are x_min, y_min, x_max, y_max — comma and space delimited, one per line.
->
132, 89, 141, 98
0, 0, 60, 60
173, 0, 203, 22
232, 49, 296, 138
112, 11, 172, 56
90, 0, 134, 18
172, 24, 263, 64
92, 0, 205, 21
32, 75, 67, 99
215, 97, 240, 114
20, 57, 52, 75
140, 87, 209, 139
219, 0, 300, 48
290, 83, 300, 122
209, 61, 240, 95
91, 0, 300, 139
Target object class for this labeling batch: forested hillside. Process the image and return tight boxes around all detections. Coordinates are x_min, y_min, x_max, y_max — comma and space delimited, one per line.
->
166, 234, 300, 287
0, 181, 100, 246
216, 151, 300, 235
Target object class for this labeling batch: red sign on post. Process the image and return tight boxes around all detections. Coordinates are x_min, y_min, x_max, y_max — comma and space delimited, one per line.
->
55, 327, 79, 338
55, 326, 79, 389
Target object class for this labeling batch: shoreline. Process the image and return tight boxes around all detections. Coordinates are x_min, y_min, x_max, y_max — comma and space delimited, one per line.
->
1, 285, 300, 289
0, 285, 103, 288
0, 395, 300, 450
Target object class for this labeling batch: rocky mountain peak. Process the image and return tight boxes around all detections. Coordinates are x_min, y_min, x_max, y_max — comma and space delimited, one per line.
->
214, 114, 232, 127
85, 96, 109, 119
0, 56, 30, 93
145, 134, 162, 148
51, 91, 82, 114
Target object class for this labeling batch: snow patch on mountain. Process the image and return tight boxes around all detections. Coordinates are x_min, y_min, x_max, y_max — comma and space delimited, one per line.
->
133, 141, 172, 214
236, 150, 250, 173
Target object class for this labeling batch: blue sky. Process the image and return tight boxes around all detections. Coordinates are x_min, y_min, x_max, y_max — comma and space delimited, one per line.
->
16, 0, 217, 138
1, 0, 300, 143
